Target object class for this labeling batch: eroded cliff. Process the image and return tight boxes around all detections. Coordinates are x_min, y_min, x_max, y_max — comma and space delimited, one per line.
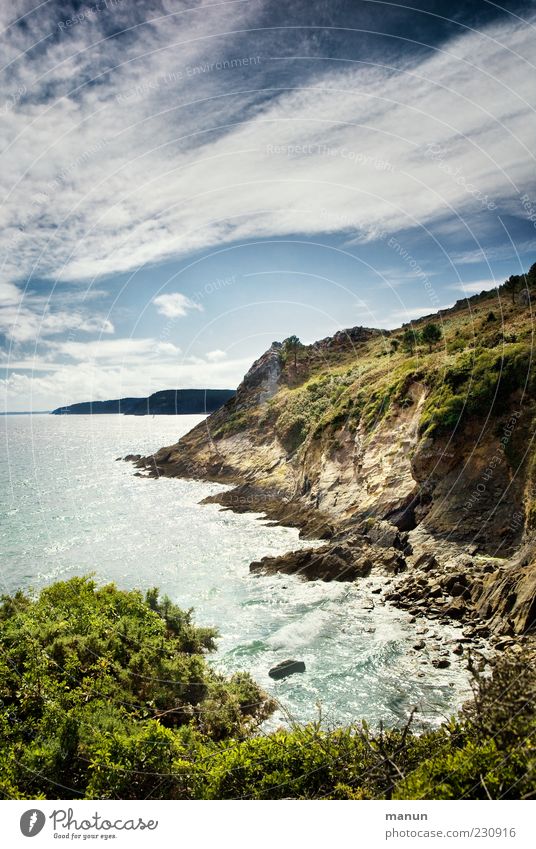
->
136, 279, 536, 636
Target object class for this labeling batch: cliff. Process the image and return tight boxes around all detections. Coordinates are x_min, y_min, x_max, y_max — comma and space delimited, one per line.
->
136, 270, 536, 636
52, 389, 235, 416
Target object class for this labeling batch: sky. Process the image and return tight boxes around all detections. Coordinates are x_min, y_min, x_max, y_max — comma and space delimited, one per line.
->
0, 0, 535, 410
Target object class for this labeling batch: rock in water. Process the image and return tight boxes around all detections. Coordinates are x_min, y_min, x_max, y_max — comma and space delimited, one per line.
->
269, 659, 306, 680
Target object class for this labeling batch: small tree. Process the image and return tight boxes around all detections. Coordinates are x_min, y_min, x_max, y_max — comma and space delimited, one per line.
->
421, 322, 442, 352
402, 327, 418, 354
503, 274, 521, 304
283, 335, 302, 367
390, 338, 400, 355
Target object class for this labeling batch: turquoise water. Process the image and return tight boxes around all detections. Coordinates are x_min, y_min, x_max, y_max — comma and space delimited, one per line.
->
1, 414, 471, 727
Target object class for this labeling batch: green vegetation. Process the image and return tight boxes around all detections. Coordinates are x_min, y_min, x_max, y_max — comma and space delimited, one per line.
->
208, 262, 536, 447
503, 274, 521, 304
0, 578, 273, 799
420, 322, 442, 352
282, 335, 303, 367
419, 343, 532, 437
1, 578, 534, 800
402, 326, 418, 354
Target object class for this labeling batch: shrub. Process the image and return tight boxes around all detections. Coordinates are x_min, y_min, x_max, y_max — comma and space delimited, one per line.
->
420, 344, 533, 436
1, 582, 535, 801
0, 578, 273, 799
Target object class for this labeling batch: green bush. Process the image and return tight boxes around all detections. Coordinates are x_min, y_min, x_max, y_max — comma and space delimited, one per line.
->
1, 578, 534, 800
0, 578, 273, 799
420, 344, 532, 436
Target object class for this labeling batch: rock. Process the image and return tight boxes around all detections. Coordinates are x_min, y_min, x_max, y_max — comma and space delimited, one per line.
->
413, 640, 426, 650
452, 643, 464, 655
250, 543, 372, 581
432, 658, 450, 668
365, 520, 400, 549
123, 454, 141, 462
269, 659, 306, 680
495, 638, 515, 651
444, 573, 469, 593
475, 553, 536, 635
385, 591, 401, 602
362, 598, 375, 610
449, 582, 470, 598
412, 552, 440, 571
444, 599, 466, 620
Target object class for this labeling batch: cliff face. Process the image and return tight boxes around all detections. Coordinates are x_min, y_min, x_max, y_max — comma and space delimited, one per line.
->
137, 289, 536, 635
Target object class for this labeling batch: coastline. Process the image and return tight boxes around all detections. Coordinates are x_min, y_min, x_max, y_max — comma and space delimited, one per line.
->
129, 455, 510, 673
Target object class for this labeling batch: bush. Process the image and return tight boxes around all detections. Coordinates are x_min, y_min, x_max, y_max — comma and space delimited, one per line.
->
1, 579, 534, 800
0, 578, 273, 799
420, 344, 533, 436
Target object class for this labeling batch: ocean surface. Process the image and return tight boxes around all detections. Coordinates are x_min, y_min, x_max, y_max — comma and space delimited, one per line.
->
1, 414, 472, 728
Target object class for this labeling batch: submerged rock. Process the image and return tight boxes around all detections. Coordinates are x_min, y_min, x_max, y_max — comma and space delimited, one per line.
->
269, 659, 306, 680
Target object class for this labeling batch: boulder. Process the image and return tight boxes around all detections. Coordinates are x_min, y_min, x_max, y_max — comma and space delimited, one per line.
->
365, 520, 400, 549
432, 658, 450, 668
269, 659, 306, 680
444, 599, 466, 620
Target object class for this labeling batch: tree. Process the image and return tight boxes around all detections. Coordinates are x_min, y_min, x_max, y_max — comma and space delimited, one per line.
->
283, 335, 302, 367
503, 274, 521, 304
390, 338, 400, 355
402, 327, 418, 354
421, 322, 442, 352
527, 262, 536, 289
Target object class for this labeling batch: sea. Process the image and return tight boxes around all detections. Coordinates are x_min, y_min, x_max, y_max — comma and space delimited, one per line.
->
1, 413, 473, 729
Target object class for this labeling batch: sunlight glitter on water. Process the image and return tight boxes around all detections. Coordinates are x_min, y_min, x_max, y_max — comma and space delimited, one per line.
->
1, 413, 472, 727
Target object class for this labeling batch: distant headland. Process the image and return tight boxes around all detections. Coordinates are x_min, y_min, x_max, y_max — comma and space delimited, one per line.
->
51, 388, 235, 416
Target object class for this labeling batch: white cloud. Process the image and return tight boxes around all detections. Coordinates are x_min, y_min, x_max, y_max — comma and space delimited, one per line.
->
0, 282, 22, 305
0, 7, 533, 287
0, 353, 250, 412
49, 338, 180, 362
152, 293, 203, 318
0, 301, 115, 343
449, 279, 499, 294
206, 349, 227, 362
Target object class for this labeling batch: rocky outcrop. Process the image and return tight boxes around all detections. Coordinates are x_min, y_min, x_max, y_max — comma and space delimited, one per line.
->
475, 545, 536, 634
241, 343, 283, 403
133, 296, 536, 637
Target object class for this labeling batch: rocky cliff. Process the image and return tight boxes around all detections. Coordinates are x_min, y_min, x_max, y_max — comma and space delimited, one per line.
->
136, 273, 536, 637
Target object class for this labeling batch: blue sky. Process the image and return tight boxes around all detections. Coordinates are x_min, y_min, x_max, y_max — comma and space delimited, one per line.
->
0, 0, 535, 410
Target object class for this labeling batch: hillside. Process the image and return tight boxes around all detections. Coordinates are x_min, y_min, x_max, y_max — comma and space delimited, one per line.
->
52, 389, 235, 416
136, 266, 536, 637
